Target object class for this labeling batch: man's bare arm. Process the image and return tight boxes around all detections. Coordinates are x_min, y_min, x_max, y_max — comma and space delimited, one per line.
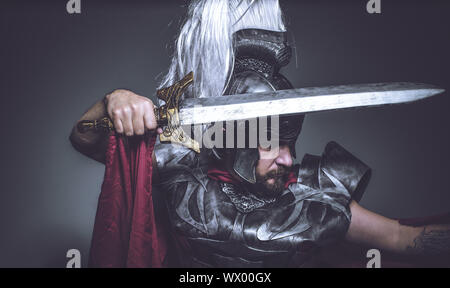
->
346, 201, 450, 257
345, 201, 400, 252
403, 225, 450, 257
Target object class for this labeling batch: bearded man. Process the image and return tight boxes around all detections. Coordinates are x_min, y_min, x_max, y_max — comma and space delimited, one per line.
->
70, 0, 450, 267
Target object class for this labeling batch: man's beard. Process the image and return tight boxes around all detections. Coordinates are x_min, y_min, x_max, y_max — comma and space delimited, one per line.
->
254, 166, 291, 200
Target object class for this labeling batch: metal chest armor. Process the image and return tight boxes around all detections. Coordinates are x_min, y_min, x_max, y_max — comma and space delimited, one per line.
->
154, 139, 370, 267
153, 29, 371, 267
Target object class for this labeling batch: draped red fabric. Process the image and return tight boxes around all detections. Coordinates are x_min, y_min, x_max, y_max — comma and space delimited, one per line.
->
207, 166, 240, 184
88, 133, 167, 268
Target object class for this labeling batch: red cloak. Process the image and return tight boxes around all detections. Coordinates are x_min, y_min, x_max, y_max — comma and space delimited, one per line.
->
88, 133, 167, 268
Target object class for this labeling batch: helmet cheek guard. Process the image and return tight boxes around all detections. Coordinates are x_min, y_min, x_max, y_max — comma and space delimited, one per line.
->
233, 149, 259, 184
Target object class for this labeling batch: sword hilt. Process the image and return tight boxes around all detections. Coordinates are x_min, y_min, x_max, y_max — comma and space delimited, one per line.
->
77, 72, 200, 153
77, 117, 114, 133
77, 111, 167, 133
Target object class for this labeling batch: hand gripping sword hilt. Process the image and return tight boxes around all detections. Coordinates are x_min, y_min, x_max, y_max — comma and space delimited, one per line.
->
77, 72, 200, 153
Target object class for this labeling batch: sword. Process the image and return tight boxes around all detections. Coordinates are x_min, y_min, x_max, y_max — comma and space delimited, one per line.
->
78, 72, 445, 153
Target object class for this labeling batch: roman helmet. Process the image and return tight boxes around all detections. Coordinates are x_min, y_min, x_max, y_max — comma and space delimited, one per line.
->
213, 28, 305, 184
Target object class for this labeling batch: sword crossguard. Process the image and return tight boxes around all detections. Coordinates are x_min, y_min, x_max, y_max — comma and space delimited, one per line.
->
156, 72, 200, 153
77, 72, 200, 153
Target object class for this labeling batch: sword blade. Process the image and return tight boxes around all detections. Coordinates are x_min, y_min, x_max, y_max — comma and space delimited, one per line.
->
178, 82, 444, 125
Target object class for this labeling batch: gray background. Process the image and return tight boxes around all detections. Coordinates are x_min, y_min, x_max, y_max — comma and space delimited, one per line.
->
1, 0, 449, 267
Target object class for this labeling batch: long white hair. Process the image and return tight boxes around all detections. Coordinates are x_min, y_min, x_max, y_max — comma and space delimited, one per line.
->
158, 0, 286, 99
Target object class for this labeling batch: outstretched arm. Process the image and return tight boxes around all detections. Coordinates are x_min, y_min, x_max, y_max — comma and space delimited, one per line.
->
346, 201, 450, 257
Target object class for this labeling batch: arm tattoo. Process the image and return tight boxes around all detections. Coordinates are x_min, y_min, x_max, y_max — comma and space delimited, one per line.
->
406, 227, 450, 256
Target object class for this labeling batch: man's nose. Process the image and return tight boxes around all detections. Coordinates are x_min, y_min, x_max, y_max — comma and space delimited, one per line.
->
275, 145, 293, 167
